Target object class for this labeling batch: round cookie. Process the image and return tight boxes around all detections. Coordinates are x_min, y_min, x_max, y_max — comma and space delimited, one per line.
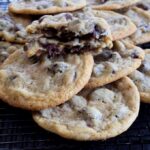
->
93, 10, 137, 41
0, 41, 23, 66
0, 50, 93, 110
129, 49, 150, 103
86, 41, 145, 89
9, 0, 86, 15
0, 10, 27, 44
33, 77, 140, 141
124, 7, 150, 45
87, 0, 140, 10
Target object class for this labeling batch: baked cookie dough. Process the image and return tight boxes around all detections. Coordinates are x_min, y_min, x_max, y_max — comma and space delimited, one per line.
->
124, 7, 150, 45
129, 49, 150, 103
0, 10, 27, 43
9, 0, 86, 15
0, 41, 23, 66
87, 0, 140, 10
93, 10, 137, 41
0, 50, 93, 110
25, 10, 112, 58
33, 77, 140, 141
86, 41, 145, 88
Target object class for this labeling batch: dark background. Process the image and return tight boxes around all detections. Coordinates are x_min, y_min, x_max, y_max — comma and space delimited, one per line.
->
1, 1, 150, 149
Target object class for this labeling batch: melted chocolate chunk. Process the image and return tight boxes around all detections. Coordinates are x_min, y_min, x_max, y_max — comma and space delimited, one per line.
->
41, 25, 105, 42
42, 28, 57, 38
57, 27, 76, 42
45, 44, 63, 58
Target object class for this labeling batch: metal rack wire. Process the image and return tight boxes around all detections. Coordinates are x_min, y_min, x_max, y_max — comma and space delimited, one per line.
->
1, 1, 150, 149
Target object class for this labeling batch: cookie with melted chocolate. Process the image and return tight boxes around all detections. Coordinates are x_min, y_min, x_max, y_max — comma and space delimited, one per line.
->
25, 10, 112, 58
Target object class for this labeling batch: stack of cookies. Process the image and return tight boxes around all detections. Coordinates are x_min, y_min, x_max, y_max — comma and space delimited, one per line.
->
0, 0, 150, 141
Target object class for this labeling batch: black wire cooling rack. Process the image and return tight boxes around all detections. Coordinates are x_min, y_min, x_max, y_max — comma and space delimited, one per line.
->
1, 1, 150, 149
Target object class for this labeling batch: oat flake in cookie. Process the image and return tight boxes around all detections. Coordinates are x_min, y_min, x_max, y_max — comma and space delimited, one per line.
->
9, 0, 86, 15
87, 0, 140, 10
0, 41, 22, 66
124, 7, 150, 45
33, 77, 140, 141
129, 49, 150, 103
86, 41, 145, 88
25, 10, 112, 58
93, 10, 137, 41
0, 50, 93, 110
0, 10, 27, 44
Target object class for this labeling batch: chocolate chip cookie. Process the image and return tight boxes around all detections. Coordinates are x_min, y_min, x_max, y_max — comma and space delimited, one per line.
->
124, 7, 150, 45
0, 41, 23, 66
129, 49, 150, 103
0, 50, 93, 110
9, 0, 86, 15
86, 41, 145, 88
25, 9, 112, 58
33, 77, 139, 141
0, 10, 27, 43
87, 0, 140, 10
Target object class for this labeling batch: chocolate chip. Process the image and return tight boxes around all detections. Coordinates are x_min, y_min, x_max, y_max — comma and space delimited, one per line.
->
99, 0, 108, 4
131, 52, 140, 59
45, 44, 63, 57
29, 56, 39, 64
136, 3, 149, 10
73, 71, 77, 81
112, 70, 116, 74
9, 75, 18, 81
94, 50, 113, 62
58, 27, 75, 42
42, 28, 57, 38
65, 14, 73, 20
24, 44, 28, 51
